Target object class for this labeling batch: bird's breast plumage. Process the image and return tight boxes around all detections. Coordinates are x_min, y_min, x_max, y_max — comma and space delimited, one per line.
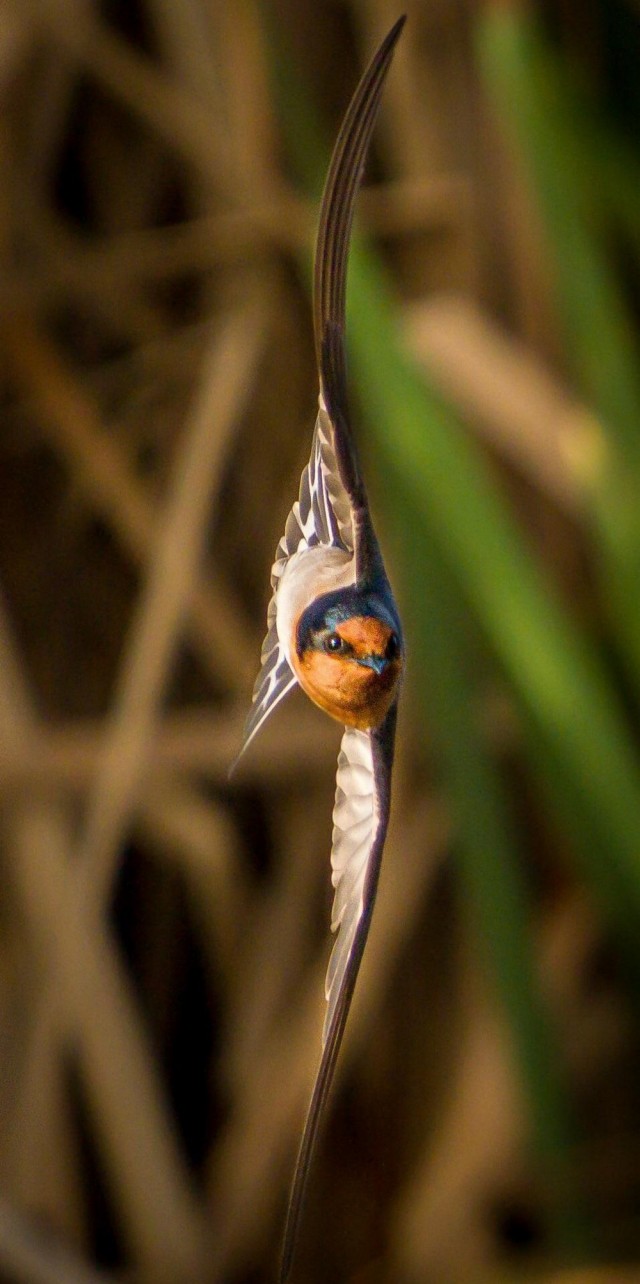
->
294, 646, 401, 728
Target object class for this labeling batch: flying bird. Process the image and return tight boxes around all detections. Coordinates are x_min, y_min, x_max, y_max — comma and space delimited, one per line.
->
233, 17, 406, 1279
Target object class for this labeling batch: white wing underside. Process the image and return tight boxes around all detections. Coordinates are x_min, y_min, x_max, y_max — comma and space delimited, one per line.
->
238, 401, 354, 757
324, 727, 377, 1042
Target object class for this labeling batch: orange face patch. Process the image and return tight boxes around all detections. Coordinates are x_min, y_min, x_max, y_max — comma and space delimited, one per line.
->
334, 615, 394, 656
292, 617, 402, 730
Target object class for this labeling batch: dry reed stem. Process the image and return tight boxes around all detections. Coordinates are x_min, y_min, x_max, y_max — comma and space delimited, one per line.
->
72, 289, 267, 909
404, 294, 595, 514
12, 801, 209, 1281
145, 0, 224, 222
146, 0, 220, 108
207, 966, 325, 1281
391, 887, 632, 1284
0, 1197, 117, 1284
0, 701, 337, 795
223, 788, 334, 1083
0, 592, 89, 1245
0, 174, 469, 319
0, 595, 209, 1279
389, 955, 523, 1283
140, 779, 243, 974
1, 293, 276, 1278
27, 0, 239, 197
4, 959, 89, 1249
21, 209, 166, 343
215, 0, 277, 190
0, 312, 257, 688
482, 87, 561, 358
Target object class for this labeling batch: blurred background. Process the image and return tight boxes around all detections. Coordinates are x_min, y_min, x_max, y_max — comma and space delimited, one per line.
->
2, 0, 640, 1282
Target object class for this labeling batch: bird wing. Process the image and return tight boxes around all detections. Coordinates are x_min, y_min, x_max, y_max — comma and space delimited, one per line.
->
232, 402, 353, 766
234, 16, 404, 769
314, 15, 406, 582
279, 704, 398, 1282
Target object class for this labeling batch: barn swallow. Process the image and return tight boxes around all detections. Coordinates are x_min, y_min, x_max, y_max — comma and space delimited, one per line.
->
233, 17, 405, 1279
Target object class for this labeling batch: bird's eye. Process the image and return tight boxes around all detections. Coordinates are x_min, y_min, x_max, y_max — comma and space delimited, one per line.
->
324, 632, 347, 655
386, 632, 400, 660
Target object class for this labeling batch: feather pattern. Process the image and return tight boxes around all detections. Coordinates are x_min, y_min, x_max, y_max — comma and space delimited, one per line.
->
233, 401, 354, 766
325, 727, 377, 1040
278, 402, 354, 556
279, 708, 397, 1283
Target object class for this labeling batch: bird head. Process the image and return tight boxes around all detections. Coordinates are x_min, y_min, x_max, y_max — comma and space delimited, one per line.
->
293, 588, 403, 729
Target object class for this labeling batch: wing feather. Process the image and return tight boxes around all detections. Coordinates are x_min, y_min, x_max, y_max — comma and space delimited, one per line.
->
314, 15, 406, 537
235, 17, 405, 769
279, 706, 397, 1282
232, 405, 353, 768
325, 729, 377, 1033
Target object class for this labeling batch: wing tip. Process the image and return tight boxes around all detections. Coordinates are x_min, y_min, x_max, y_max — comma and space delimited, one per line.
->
386, 13, 408, 48
228, 709, 259, 779
314, 13, 407, 351
228, 738, 249, 781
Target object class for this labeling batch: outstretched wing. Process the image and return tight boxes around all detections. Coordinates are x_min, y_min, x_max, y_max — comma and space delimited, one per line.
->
234, 15, 405, 769
279, 705, 397, 1282
325, 727, 379, 1037
232, 402, 353, 767
314, 15, 406, 583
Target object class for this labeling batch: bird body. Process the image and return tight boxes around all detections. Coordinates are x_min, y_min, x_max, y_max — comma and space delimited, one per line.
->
233, 17, 406, 1279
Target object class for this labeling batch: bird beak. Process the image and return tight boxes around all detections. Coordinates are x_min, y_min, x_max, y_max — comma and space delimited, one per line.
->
357, 654, 388, 674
